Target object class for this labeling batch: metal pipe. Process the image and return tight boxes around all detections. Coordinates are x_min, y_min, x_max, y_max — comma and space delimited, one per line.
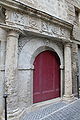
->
77, 75, 79, 99
3, 94, 8, 120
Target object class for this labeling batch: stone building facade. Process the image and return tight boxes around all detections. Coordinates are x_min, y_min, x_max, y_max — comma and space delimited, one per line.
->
0, 0, 80, 120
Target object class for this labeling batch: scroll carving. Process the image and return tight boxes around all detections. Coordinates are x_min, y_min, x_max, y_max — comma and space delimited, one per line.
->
29, 17, 38, 30
41, 22, 49, 32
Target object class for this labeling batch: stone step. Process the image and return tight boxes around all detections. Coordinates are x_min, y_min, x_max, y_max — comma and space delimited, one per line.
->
22, 101, 68, 120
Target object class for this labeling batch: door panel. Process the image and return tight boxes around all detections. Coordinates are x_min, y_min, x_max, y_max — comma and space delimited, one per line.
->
33, 50, 60, 103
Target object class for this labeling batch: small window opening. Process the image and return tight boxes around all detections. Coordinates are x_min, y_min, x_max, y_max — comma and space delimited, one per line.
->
75, 8, 79, 26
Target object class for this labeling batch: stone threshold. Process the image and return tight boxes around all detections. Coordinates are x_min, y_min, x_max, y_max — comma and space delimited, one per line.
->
19, 97, 62, 120
31, 97, 62, 111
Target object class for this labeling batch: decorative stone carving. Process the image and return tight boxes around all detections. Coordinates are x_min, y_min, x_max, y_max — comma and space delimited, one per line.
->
18, 37, 31, 55
13, 12, 24, 24
5, 10, 28, 27
43, 39, 50, 46
60, 27, 65, 36
41, 22, 49, 33
50, 25, 58, 35
28, 16, 40, 31
29, 18, 37, 28
40, 20, 70, 39
5, 10, 71, 40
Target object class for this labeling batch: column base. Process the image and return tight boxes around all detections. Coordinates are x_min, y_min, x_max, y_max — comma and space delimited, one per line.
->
2, 108, 23, 120
8, 108, 23, 120
63, 94, 77, 102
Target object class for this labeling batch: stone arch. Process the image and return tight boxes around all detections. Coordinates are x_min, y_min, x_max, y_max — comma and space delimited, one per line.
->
30, 46, 61, 67
18, 38, 63, 69
18, 37, 63, 108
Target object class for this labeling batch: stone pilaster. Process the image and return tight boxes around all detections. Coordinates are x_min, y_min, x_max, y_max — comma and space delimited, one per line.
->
72, 43, 78, 97
63, 43, 74, 101
60, 65, 64, 98
0, 28, 7, 119
0, 6, 6, 119
5, 30, 19, 118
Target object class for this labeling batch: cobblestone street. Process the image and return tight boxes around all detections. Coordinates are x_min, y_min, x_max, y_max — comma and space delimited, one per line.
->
23, 99, 80, 120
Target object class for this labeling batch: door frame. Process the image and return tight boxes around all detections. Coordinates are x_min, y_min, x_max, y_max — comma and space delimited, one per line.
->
33, 50, 61, 103
18, 38, 64, 107
32, 48, 63, 105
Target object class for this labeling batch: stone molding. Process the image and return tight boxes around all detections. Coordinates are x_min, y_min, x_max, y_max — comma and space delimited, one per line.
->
60, 65, 64, 70
0, 0, 73, 42
0, 23, 24, 35
7, 30, 20, 39
5, 10, 71, 41
18, 37, 63, 70
0, 0, 73, 28
64, 42, 72, 48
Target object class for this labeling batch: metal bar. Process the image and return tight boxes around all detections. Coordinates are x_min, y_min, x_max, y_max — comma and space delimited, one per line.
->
77, 75, 79, 99
3, 94, 8, 120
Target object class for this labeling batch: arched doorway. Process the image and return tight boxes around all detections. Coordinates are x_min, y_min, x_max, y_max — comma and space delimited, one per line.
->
33, 50, 60, 103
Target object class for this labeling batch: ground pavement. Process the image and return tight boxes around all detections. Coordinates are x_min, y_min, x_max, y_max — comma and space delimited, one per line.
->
23, 99, 80, 120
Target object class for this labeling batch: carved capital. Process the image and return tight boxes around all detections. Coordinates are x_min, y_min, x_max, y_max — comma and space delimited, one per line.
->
64, 42, 72, 48
7, 30, 20, 39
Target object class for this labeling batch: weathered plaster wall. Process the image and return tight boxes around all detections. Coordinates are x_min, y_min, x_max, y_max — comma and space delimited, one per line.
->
15, 0, 80, 24
16, 0, 68, 22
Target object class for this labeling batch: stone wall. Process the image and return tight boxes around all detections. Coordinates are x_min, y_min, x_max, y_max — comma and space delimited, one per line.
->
15, 0, 80, 24
0, 0, 80, 119
16, 0, 68, 22
71, 43, 78, 96
18, 35, 64, 109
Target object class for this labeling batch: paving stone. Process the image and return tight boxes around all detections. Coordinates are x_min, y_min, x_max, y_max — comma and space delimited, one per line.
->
23, 99, 80, 120
42, 99, 80, 120
23, 101, 67, 120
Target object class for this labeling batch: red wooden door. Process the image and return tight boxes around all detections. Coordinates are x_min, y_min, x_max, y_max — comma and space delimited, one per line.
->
33, 50, 60, 103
